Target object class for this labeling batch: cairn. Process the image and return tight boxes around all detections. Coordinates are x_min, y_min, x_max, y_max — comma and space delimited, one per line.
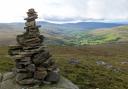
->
8, 8, 60, 85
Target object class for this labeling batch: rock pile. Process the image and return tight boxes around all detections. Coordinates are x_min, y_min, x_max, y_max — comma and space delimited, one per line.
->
8, 8, 60, 85
0, 72, 79, 89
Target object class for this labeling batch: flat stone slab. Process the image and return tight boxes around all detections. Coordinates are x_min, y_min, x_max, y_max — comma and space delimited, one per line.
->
0, 72, 79, 89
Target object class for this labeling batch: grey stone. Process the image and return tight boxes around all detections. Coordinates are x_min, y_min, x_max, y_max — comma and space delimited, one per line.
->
16, 68, 28, 73
0, 72, 79, 89
121, 61, 128, 64
68, 58, 80, 65
8, 9, 60, 85
2, 72, 15, 81
32, 51, 51, 65
17, 78, 40, 85
96, 61, 106, 65
16, 73, 33, 82
34, 70, 47, 80
105, 64, 113, 69
26, 64, 36, 72
34, 67, 47, 80
25, 21, 35, 27
45, 71, 60, 83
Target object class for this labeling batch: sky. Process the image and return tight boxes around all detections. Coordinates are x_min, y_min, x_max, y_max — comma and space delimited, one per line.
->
0, 0, 128, 23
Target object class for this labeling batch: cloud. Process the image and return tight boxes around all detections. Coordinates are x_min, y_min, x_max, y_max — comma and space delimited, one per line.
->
90, 0, 128, 19
0, 0, 127, 22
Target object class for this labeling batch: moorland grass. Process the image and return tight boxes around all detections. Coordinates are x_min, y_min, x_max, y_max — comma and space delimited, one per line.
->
0, 44, 128, 89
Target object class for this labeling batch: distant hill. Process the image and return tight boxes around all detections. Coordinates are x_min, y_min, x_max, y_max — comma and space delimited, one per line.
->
0, 21, 125, 33
91, 26, 128, 42
0, 21, 127, 45
68, 25, 128, 45
38, 21, 126, 35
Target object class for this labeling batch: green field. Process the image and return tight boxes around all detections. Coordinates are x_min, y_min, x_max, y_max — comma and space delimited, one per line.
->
0, 43, 128, 89
43, 25, 128, 46
66, 26, 128, 45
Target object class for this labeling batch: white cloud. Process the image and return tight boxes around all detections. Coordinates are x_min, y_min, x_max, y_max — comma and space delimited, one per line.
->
0, 0, 127, 22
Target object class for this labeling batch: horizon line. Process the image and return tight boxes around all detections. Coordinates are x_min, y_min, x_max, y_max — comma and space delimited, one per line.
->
0, 19, 128, 24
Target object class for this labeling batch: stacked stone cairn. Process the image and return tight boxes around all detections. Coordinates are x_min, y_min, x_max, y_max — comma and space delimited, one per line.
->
8, 8, 60, 85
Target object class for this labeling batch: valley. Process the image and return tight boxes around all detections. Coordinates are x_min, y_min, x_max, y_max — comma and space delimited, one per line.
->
0, 21, 128, 89
0, 21, 127, 46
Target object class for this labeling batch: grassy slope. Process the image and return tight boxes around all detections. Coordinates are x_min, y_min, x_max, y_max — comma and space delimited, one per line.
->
0, 43, 128, 89
68, 25, 128, 45
1, 25, 128, 46
90, 26, 128, 42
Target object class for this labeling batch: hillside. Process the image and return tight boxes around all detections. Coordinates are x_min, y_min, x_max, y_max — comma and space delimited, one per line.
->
39, 21, 125, 35
0, 43, 128, 89
68, 25, 128, 45
0, 22, 127, 45
90, 25, 128, 42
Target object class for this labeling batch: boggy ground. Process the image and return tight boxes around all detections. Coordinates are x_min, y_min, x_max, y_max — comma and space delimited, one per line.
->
0, 43, 128, 89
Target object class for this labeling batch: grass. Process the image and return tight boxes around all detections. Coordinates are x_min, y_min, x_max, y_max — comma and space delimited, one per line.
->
65, 26, 128, 45
0, 43, 128, 89
67, 31, 120, 45
0, 46, 14, 72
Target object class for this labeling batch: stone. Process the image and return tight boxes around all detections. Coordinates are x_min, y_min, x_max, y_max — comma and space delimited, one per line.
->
17, 78, 40, 85
43, 58, 53, 67
0, 72, 79, 89
34, 67, 47, 80
96, 61, 107, 65
12, 55, 24, 60
8, 8, 63, 86
8, 45, 22, 56
2, 72, 15, 81
45, 71, 60, 83
121, 61, 128, 64
34, 70, 47, 80
25, 21, 35, 27
16, 68, 28, 73
16, 73, 33, 82
68, 58, 80, 65
32, 51, 51, 65
26, 64, 36, 72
